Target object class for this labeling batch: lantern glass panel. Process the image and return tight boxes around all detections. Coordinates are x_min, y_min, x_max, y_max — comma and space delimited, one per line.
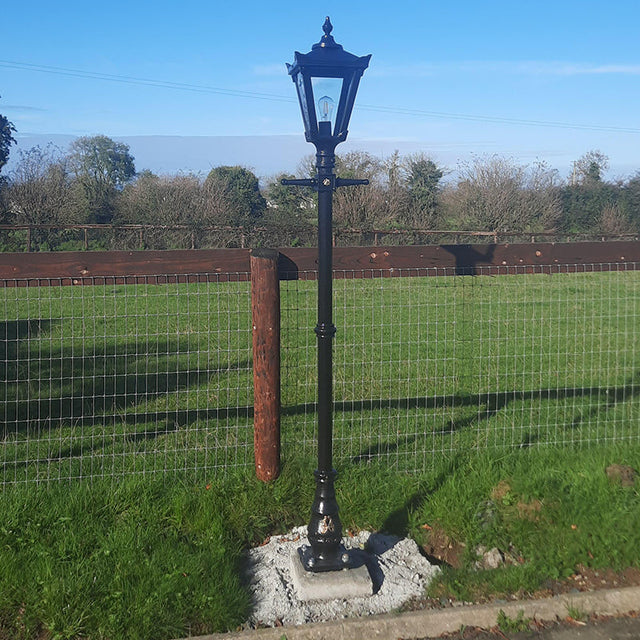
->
294, 72, 312, 132
311, 77, 343, 131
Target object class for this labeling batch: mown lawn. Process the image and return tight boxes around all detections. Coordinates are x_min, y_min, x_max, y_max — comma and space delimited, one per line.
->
1, 269, 640, 638
1, 446, 640, 639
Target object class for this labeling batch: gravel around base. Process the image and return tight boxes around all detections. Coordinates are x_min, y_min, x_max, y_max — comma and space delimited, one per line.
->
243, 526, 440, 627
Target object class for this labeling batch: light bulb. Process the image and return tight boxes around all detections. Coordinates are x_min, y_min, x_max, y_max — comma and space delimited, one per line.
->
317, 95, 335, 122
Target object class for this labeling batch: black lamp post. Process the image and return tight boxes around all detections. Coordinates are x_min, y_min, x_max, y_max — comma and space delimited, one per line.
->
283, 18, 371, 573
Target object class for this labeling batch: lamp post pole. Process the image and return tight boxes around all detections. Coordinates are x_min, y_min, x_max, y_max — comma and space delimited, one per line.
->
283, 17, 370, 573
284, 138, 369, 574
308, 143, 340, 571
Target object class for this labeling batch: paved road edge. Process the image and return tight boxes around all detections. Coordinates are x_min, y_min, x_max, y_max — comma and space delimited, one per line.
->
177, 585, 640, 640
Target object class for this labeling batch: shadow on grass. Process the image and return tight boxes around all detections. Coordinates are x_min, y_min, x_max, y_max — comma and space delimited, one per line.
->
2, 322, 252, 435
3, 317, 640, 475
282, 379, 640, 464
381, 489, 426, 536
569, 370, 640, 430
0, 319, 58, 364
380, 454, 465, 538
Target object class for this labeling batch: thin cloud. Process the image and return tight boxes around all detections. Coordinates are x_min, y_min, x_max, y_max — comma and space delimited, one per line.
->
517, 62, 640, 75
253, 64, 287, 76
370, 61, 640, 77
2, 105, 48, 113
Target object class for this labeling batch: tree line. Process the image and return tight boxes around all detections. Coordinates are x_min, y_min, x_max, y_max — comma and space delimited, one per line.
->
1, 126, 639, 251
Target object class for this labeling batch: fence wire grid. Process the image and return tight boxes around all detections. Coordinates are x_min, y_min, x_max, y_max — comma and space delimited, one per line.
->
280, 264, 640, 471
2, 261, 640, 484
1, 275, 254, 484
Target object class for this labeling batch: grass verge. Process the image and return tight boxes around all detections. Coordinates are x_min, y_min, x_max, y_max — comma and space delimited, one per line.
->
1, 444, 639, 639
414, 444, 640, 603
0, 458, 317, 640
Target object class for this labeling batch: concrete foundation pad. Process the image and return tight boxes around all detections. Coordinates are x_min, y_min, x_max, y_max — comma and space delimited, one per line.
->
289, 550, 373, 602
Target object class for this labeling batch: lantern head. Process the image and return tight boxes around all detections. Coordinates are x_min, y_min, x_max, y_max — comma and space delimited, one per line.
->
287, 17, 371, 148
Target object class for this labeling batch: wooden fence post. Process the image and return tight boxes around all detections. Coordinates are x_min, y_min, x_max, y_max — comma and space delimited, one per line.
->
251, 249, 281, 481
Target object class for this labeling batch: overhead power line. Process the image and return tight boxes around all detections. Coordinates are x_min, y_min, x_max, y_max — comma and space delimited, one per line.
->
2, 59, 639, 135
358, 104, 640, 134
0, 60, 294, 104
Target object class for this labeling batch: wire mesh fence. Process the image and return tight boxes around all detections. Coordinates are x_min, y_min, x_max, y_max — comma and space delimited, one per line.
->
1, 274, 254, 484
280, 264, 640, 471
2, 252, 640, 484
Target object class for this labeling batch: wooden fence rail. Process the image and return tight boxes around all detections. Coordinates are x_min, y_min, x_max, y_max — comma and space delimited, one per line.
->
1, 241, 640, 285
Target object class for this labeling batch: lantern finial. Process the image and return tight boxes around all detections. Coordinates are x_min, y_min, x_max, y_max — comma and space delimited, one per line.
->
316, 16, 339, 49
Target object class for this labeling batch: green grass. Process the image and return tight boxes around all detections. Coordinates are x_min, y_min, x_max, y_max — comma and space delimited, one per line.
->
1, 445, 640, 638
0, 463, 313, 640
497, 609, 531, 634
2, 270, 640, 637
414, 444, 640, 602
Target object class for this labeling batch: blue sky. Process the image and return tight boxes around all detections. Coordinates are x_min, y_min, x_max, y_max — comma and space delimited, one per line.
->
2, 0, 640, 177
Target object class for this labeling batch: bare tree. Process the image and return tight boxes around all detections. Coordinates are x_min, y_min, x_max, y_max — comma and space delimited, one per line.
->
332, 151, 388, 228
6, 145, 81, 225
287, 150, 447, 231
570, 150, 609, 185
118, 172, 201, 225
115, 171, 242, 247
444, 155, 561, 232
599, 203, 633, 235
525, 160, 563, 230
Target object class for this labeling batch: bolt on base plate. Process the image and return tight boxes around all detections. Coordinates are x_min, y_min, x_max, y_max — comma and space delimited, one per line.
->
298, 543, 357, 573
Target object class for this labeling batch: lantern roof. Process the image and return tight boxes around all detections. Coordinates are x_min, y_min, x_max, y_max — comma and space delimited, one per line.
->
287, 17, 371, 78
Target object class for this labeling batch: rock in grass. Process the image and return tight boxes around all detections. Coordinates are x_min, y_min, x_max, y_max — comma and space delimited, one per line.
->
474, 545, 504, 570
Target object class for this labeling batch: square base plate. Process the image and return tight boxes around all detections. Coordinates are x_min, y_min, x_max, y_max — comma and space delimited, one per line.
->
289, 549, 373, 602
